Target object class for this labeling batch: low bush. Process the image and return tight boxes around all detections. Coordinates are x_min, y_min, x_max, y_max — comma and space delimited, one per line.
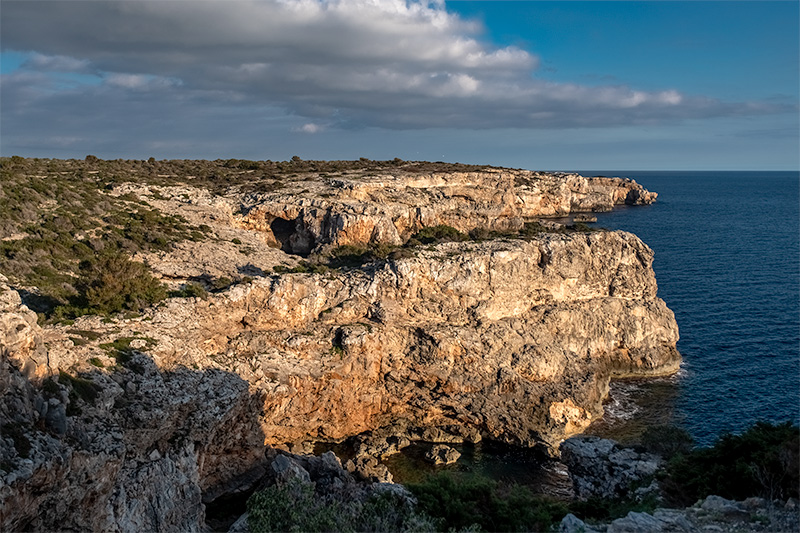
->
660, 421, 799, 506
640, 425, 694, 459
247, 479, 434, 533
170, 282, 208, 299
408, 471, 567, 532
411, 225, 469, 245
68, 254, 167, 316
58, 370, 102, 405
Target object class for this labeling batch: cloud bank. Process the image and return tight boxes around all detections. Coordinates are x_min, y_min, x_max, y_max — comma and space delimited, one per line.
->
1, 0, 792, 141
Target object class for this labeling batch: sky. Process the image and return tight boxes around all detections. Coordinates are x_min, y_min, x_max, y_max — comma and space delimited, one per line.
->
0, 0, 798, 170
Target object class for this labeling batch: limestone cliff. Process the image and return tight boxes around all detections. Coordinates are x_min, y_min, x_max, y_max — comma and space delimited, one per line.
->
236, 169, 655, 254
0, 167, 676, 531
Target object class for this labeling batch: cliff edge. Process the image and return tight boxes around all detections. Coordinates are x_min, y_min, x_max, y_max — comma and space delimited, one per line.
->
0, 162, 676, 531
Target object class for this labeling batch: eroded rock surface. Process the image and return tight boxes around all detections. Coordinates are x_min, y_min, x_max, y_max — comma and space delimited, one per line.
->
1, 169, 676, 531
560, 496, 800, 533
560, 436, 662, 501
237, 170, 656, 254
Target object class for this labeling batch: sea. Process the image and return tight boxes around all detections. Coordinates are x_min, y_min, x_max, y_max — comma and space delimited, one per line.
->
582, 171, 800, 447
382, 170, 800, 486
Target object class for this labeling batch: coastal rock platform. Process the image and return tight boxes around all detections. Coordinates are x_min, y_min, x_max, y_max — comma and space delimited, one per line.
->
0, 165, 678, 531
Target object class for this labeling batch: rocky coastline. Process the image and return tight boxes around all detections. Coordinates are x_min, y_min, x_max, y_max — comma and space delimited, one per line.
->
1, 161, 680, 531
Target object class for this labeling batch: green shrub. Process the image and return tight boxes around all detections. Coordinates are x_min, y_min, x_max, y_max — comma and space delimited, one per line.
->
411, 225, 468, 245
59, 370, 102, 405
408, 471, 567, 532
640, 425, 694, 459
661, 421, 799, 505
247, 479, 433, 533
170, 282, 208, 299
68, 254, 167, 315
99, 337, 136, 365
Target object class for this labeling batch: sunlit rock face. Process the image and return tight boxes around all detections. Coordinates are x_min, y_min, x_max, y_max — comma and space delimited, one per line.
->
0, 169, 675, 531
236, 170, 656, 253
155, 231, 679, 451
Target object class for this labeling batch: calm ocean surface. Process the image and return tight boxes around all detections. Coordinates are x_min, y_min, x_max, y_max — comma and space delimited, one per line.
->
583, 171, 800, 446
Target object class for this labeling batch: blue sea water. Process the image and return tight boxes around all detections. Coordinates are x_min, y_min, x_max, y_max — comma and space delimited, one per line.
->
583, 171, 800, 446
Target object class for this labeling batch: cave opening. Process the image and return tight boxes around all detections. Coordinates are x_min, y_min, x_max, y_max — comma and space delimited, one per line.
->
269, 217, 295, 253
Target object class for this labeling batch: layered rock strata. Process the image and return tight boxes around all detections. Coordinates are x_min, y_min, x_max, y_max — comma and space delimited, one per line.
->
237, 170, 656, 254
1, 169, 676, 531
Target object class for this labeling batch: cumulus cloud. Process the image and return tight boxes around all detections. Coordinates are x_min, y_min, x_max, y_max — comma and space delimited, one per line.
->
0, 0, 792, 136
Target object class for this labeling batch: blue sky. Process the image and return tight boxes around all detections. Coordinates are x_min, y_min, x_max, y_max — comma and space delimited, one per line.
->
1, 0, 797, 170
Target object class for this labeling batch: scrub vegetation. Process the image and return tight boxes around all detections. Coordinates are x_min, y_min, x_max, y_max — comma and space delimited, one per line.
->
0, 156, 599, 319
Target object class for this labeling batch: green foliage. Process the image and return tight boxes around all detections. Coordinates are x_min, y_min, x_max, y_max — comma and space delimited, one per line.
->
99, 337, 136, 365
247, 480, 434, 533
67, 329, 103, 341
88, 357, 105, 368
660, 421, 800, 506
59, 370, 102, 405
640, 425, 694, 459
0, 160, 210, 317
170, 282, 208, 299
211, 276, 233, 291
408, 471, 567, 532
411, 225, 469, 245
40, 377, 62, 398
66, 254, 167, 316
273, 261, 330, 275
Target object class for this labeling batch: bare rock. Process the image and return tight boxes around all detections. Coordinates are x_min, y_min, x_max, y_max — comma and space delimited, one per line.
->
560, 436, 662, 501
271, 455, 311, 485
237, 170, 657, 254
425, 444, 461, 465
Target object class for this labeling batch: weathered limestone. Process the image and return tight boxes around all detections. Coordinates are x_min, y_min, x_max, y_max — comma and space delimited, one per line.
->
1, 168, 676, 531
559, 496, 800, 533
236, 170, 656, 254
560, 436, 662, 501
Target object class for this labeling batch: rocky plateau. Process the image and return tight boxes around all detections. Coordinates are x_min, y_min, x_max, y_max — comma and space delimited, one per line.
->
0, 164, 679, 531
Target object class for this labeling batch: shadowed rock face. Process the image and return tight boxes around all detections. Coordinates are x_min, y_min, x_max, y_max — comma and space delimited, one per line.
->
0, 169, 675, 531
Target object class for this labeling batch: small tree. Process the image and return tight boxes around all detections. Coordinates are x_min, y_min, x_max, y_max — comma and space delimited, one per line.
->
75, 254, 166, 314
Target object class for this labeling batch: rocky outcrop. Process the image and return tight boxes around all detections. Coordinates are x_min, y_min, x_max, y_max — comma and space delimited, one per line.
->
560, 436, 662, 501
425, 445, 461, 465
1, 168, 676, 531
0, 320, 267, 531
560, 495, 800, 533
44, 231, 678, 453
0, 275, 51, 381
237, 170, 656, 254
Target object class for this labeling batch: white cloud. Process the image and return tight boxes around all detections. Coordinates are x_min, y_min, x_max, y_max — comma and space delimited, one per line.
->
105, 73, 180, 90
0, 0, 792, 134
295, 123, 324, 133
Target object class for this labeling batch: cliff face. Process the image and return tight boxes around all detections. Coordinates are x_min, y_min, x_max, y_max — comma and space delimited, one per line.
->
237, 170, 656, 254
0, 169, 675, 531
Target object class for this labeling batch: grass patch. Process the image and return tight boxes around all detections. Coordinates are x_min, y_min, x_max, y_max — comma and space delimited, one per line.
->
99, 337, 136, 364
67, 329, 103, 341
